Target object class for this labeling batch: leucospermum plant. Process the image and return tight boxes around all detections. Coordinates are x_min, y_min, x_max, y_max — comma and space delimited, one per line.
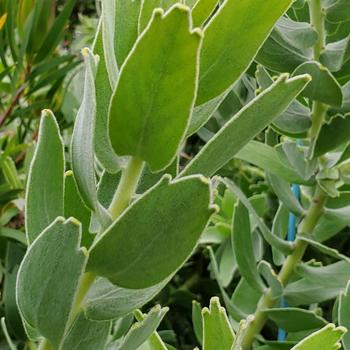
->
8, 0, 350, 349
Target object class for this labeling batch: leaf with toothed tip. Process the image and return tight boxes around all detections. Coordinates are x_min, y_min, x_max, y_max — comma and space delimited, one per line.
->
182, 74, 311, 178
339, 281, 350, 350
202, 297, 235, 350
196, 0, 293, 105
109, 5, 202, 173
290, 324, 346, 350
87, 175, 214, 289
25, 110, 64, 244
16, 218, 87, 348
292, 61, 343, 107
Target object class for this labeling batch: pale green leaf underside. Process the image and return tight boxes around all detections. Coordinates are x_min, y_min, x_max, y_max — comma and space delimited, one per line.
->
17, 218, 87, 348
25, 110, 64, 244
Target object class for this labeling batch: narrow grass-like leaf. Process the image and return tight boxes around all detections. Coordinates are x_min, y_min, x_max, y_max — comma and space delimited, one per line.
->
182, 74, 311, 177
109, 5, 202, 172
88, 175, 214, 289
339, 281, 350, 350
25, 110, 64, 244
290, 324, 346, 350
17, 218, 87, 348
196, 0, 293, 104
202, 297, 235, 350
232, 201, 266, 293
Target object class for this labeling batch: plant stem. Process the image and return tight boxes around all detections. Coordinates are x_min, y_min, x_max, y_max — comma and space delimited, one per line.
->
108, 156, 145, 220
309, 0, 325, 60
241, 187, 327, 349
309, 101, 328, 139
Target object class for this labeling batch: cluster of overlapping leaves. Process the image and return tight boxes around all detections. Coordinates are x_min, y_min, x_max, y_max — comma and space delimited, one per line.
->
4, 0, 350, 349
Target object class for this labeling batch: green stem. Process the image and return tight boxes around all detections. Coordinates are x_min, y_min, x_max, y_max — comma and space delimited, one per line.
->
309, 101, 328, 139
241, 187, 327, 350
309, 0, 325, 60
108, 156, 145, 220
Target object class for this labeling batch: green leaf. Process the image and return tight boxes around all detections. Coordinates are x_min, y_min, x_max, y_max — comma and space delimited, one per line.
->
35, 0, 77, 62
71, 48, 109, 226
181, 74, 311, 177
313, 114, 350, 157
202, 297, 235, 350
192, 301, 203, 345
61, 312, 111, 350
93, 23, 121, 173
271, 204, 289, 266
115, 0, 142, 66
138, 0, 177, 33
232, 201, 266, 293
267, 173, 304, 216
256, 17, 316, 73
17, 218, 87, 348
191, 0, 218, 28
64, 171, 93, 248
292, 61, 343, 106
223, 179, 293, 254
339, 281, 350, 350
117, 305, 169, 350
236, 141, 306, 184
83, 278, 168, 321
109, 5, 202, 172
258, 261, 283, 299
290, 324, 346, 350
325, 0, 350, 23
25, 110, 64, 244
101, 0, 118, 87
320, 36, 350, 72
88, 175, 213, 289
262, 308, 327, 332
196, 0, 293, 104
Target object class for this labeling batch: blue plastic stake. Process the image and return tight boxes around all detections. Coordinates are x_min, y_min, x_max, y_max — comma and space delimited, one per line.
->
278, 183, 300, 341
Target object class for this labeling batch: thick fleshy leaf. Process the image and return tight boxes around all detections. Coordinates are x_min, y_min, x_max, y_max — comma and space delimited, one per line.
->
83, 278, 168, 321
325, 0, 350, 23
232, 201, 266, 292
25, 110, 64, 244
196, 0, 293, 104
256, 17, 316, 73
109, 5, 201, 172
88, 175, 213, 289
202, 297, 235, 350
290, 324, 346, 350
339, 281, 350, 350
64, 171, 93, 248
263, 308, 327, 332
115, 0, 142, 66
61, 312, 110, 350
117, 306, 169, 350
182, 74, 311, 177
292, 61, 343, 106
313, 114, 350, 157
92, 22, 121, 173
236, 141, 306, 184
71, 48, 110, 226
267, 173, 304, 216
17, 218, 87, 348
191, 0, 218, 27
138, 0, 177, 33
320, 36, 350, 72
